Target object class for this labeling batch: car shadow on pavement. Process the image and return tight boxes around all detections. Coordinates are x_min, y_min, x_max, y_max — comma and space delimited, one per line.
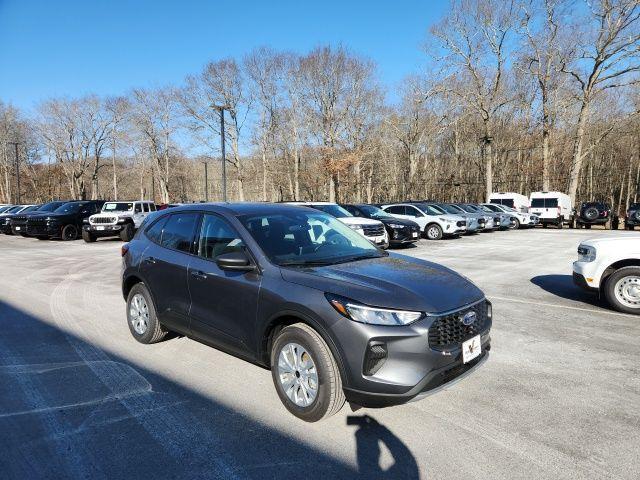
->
0, 300, 419, 480
348, 415, 420, 479
530, 274, 607, 308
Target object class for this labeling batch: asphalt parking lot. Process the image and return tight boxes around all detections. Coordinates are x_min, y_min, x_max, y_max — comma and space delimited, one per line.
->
1, 228, 638, 480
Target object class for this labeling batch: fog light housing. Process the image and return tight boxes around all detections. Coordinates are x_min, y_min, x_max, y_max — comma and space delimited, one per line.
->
363, 341, 387, 376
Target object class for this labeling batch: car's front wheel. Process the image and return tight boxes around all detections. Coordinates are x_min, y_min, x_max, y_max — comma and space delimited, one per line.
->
605, 267, 640, 314
126, 283, 168, 343
61, 224, 78, 241
510, 219, 520, 230
425, 223, 443, 240
120, 223, 135, 241
271, 323, 345, 422
82, 230, 96, 243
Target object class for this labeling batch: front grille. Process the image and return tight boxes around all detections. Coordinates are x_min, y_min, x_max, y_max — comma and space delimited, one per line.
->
478, 218, 486, 225
456, 220, 466, 227
92, 216, 117, 224
26, 224, 49, 235
362, 224, 385, 236
27, 217, 47, 225
428, 300, 490, 351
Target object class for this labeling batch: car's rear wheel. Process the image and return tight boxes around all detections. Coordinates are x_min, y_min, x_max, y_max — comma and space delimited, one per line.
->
425, 223, 443, 240
510, 219, 520, 230
271, 323, 345, 422
557, 217, 563, 229
61, 224, 78, 241
120, 223, 135, 241
82, 230, 96, 243
605, 267, 640, 315
126, 283, 168, 343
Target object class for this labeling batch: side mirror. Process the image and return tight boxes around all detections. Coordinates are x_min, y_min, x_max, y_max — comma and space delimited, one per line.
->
216, 251, 256, 272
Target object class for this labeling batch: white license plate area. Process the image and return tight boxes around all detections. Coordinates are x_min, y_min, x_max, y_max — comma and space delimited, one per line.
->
97, 226, 105, 230
462, 335, 481, 364
15, 226, 20, 231
412, 232, 418, 238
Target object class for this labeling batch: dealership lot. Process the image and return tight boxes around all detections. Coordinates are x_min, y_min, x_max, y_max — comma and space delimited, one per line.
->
0, 229, 638, 479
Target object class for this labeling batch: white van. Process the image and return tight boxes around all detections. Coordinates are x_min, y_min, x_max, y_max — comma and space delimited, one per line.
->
529, 191, 572, 228
488, 192, 530, 213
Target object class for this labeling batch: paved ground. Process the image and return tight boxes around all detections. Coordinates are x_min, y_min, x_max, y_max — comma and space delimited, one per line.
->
0, 228, 638, 480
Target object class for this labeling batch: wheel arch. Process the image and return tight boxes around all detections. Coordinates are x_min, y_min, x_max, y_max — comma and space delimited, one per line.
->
259, 311, 349, 384
600, 259, 640, 290
122, 274, 144, 300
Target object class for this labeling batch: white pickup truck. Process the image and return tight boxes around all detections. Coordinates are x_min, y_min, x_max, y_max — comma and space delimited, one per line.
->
573, 236, 640, 314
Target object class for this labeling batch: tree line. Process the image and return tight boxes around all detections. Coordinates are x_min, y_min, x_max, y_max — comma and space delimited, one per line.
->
1, 0, 639, 214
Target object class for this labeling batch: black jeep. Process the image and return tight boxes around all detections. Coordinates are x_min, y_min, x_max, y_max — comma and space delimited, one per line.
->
574, 201, 616, 229
625, 203, 640, 230
25, 200, 105, 240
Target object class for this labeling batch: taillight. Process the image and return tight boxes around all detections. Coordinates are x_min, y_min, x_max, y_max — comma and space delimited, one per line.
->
121, 243, 129, 257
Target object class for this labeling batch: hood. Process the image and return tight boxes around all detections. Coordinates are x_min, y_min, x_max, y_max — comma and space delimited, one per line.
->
440, 214, 465, 222
379, 217, 419, 228
280, 253, 484, 313
581, 236, 640, 251
339, 217, 383, 227
92, 211, 132, 219
38, 212, 74, 221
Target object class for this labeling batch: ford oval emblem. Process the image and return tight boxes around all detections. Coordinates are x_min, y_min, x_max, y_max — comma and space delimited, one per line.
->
461, 311, 477, 326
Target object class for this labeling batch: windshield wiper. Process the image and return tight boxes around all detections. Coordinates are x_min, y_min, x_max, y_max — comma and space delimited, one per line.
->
278, 259, 334, 267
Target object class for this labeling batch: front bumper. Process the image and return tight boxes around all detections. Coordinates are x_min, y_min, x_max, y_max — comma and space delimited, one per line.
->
25, 223, 59, 238
329, 300, 492, 408
388, 226, 420, 245
84, 224, 124, 236
572, 261, 600, 291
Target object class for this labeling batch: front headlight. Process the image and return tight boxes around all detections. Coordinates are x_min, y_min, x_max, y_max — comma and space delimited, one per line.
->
387, 223, 405, 229
439, 217, 454, 223
326, 294, 423, 326
348, 224, 364, 232
577, 245, 596, 262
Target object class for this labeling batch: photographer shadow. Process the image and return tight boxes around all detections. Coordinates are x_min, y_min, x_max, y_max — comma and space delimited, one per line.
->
348, 414, 420, 479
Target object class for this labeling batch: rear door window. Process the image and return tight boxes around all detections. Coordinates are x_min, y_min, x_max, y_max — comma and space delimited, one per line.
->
385, 206, 406, 215
145, 216, 168, 244
531, 198, 558, 208
161, 213, 199, 253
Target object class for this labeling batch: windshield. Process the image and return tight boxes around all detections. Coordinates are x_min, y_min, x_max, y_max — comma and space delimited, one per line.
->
309, 204, 353, 218
357, 205, 393, 219
423, 204, 446, 214
54, 202, 83, 214
437, 204, 463, 215
6, 206, 23, 213
0, 206, 12, 213
414, 204, 445, 216
459, 204, 478, 213
531, 198, 558, 208
482, 204, 501, 212
240, 211, 384, 267
23, 205, 40, 213
103, 202, 134, 212
37, 202, 65, 212
490, 198, 515, 208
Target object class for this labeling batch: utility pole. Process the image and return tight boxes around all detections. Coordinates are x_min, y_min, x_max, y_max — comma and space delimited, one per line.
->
7, 142, 21, 204
212, 104, 230, 202
203, 161, 209, 202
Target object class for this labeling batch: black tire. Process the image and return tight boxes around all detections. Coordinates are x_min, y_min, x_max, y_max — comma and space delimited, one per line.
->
585, 224, 591, 229
126, 283, 168, 343
557, 217, 563, 229
628, 225, 635, 231
542, 223, 547, 229
61, 224, 78, 241
604, 267, 640, 315
36, 236, 49, 240
270, 323, 345, 422
510, 219, 520, 230
82, 230, 96, 243
120, 223, 135, 242
425, 223, 443, 240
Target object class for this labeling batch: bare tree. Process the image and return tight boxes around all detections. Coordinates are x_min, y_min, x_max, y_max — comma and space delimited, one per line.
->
431, 0, 518, 200
561, 0, 640, 203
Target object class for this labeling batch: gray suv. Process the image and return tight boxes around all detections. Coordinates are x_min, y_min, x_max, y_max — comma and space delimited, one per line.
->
121, 203, 492, 422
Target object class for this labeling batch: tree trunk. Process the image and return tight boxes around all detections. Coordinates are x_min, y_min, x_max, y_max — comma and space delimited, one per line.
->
482, 136, 493, 201
568, 100, 590, 203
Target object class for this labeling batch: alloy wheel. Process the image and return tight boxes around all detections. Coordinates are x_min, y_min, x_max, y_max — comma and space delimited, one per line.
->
129, 293, 150, 334
277, 342, 319, 407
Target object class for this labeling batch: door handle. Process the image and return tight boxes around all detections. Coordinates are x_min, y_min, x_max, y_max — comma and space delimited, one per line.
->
144, 257, 157, 265
190, 270, 207, 280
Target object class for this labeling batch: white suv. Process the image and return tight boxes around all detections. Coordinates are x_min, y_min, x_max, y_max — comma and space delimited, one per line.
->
84, 201, 156, 242
382, 202, 466, 240
480, 203, 539, 229
573, 236, 640, 314
287, 202, 389, 248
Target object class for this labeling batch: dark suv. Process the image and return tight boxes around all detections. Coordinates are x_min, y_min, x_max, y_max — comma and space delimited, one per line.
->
340, 203, 421, 247
574, 201, 614, 229
9, 201, 68, 236
26, 200, 105, 240
625, 203, 640, 230
122, 203, 491, 422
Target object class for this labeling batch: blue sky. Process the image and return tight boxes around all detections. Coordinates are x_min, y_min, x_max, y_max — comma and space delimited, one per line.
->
0, 0, 448, 111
